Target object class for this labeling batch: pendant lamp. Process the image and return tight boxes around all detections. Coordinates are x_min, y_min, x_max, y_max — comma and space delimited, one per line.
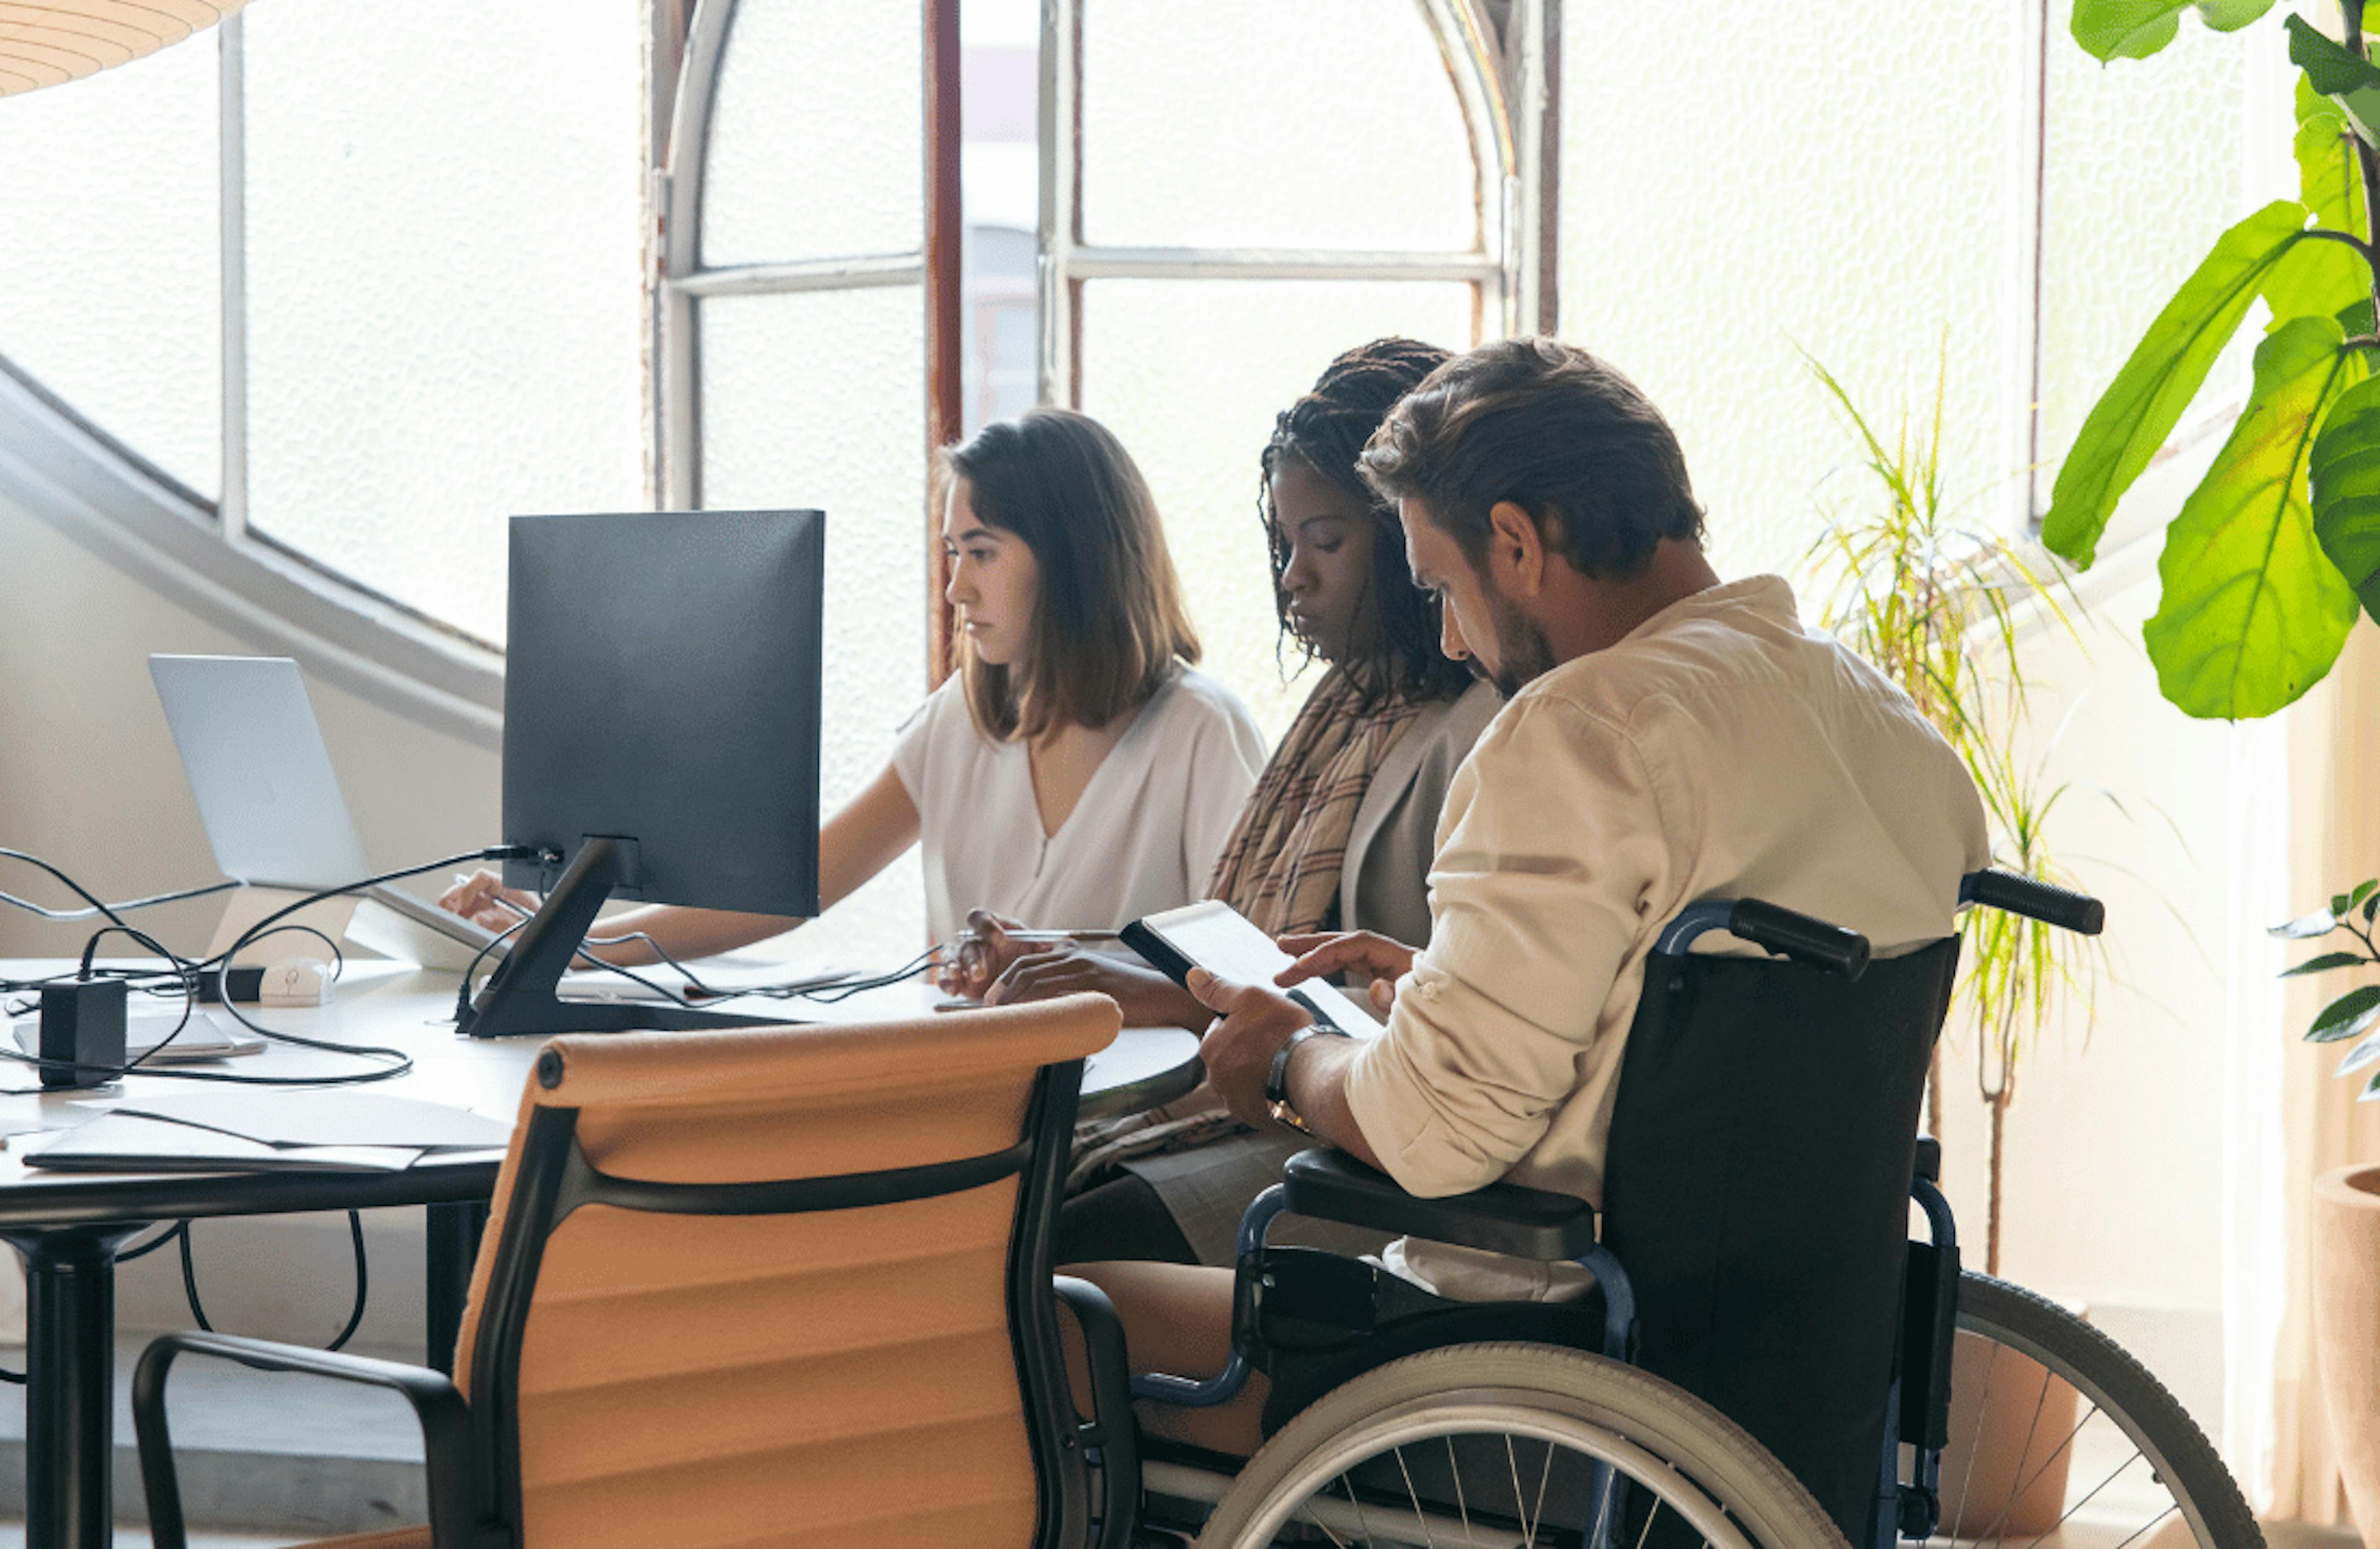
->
0, 1, 245, 99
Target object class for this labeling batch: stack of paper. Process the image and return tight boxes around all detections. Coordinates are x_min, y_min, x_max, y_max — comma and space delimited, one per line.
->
27, 1092, 513, 1175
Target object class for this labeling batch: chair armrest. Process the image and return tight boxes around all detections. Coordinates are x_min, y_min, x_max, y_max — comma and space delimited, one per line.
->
1052, 1277, 1139, 1549
1282, 1149, 1599, 1261
133, 1331, 490, 1549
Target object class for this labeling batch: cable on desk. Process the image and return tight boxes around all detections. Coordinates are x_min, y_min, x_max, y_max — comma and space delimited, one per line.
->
0, 878, 240, 922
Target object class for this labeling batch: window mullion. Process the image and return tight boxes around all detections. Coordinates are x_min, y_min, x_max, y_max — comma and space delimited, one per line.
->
218, 13, 247, 541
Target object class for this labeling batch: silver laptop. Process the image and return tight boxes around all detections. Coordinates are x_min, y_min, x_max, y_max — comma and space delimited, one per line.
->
148, 655, 506, 967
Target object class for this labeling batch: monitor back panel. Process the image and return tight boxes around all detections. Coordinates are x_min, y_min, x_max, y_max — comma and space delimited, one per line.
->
501, 510, 825, 918
149, 655, 375, 891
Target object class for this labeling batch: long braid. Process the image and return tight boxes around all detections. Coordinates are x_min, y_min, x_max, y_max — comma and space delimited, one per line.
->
1261, 337, 1470, 702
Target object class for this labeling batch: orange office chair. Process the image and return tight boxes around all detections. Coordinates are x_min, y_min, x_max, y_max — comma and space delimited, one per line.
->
130, 992, 1135, 1549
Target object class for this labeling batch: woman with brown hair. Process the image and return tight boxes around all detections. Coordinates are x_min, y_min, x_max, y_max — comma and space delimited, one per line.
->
441, 407, 1268, 958
945, 339, 1501, 1266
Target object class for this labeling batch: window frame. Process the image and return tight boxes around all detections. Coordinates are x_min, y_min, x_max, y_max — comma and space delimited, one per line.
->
1034, 0, 1551, 408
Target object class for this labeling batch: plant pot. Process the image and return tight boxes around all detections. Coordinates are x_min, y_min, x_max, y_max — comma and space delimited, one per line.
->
1936, 1322, 2083, 1538
2313, 1163, 2380, 1549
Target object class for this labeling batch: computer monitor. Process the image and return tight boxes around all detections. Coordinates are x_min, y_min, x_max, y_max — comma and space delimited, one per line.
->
457, 508, 825, 1038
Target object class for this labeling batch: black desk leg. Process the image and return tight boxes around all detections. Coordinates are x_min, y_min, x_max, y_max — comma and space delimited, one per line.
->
2, 1224, 143, 1549
425, 1201, 487, 1374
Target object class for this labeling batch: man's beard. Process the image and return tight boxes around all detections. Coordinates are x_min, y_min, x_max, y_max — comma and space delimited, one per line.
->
1474, 595, 1556, 700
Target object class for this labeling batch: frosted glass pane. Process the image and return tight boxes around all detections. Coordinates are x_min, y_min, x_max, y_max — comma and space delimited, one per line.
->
1081, 0, 1478, 252
0, 39, 220, 497
702, 0, 923, 267
242, 0, 646, 645
1078, 278, 1477, 740
2037, 2, 2248, 506
701, 285, 928, 953
1558, 4, 2030, 578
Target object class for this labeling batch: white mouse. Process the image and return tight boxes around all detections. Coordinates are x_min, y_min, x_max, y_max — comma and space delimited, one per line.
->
260, 957, 333, 1008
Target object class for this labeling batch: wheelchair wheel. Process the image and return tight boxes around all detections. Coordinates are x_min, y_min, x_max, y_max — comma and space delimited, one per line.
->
1194, 1341, 1848, 1549
1929, 1273, 2261, 1549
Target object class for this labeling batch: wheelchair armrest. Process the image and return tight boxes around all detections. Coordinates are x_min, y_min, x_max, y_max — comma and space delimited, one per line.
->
133, 1332, 485, 1549
1282, 1149, 1598, 1261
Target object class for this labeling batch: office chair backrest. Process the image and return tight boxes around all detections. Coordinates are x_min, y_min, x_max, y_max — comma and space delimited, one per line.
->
448, 992, 1122, 1549
1600, 937, 1961, 1544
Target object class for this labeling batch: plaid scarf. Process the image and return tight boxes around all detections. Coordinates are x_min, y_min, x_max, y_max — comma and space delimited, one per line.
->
1069, 668, 1426, 1194
1205, 666, 1428, 935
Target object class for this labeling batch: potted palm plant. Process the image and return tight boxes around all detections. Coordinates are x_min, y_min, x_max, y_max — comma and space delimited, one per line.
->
1802, 353, 2108, 1530
2272, 887, 2380, 1549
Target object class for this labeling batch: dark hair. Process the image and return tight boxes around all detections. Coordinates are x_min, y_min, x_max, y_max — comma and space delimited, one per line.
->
1261, 338, 1471, 703
1358, 336, 1706, 581
937, 408, 1199, 742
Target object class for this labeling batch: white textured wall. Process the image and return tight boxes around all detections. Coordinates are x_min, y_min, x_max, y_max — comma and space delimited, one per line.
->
0, 492, 498, 1346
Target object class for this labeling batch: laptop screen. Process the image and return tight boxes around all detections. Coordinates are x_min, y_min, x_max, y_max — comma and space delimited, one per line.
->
149, 655, 374, 891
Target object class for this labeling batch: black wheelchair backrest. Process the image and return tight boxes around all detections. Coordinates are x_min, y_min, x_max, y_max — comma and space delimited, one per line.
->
1599, 932, 1963, 1543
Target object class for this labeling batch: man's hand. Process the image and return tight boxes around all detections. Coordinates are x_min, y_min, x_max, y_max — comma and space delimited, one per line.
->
1276, 930, 1419, 1017
1184, 966, 1316, 1128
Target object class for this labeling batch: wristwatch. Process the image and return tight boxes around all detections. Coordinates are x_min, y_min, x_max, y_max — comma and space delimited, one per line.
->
1264, 1025, 1341, 1134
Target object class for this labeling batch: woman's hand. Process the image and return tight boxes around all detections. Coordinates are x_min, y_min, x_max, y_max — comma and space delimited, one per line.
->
439, 869, 539, 933
936, 909, 1033, 997
985, 948, 1207, 1028
1275, 930, 1419, 1016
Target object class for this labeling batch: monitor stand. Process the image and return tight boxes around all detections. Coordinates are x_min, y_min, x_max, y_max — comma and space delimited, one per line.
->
454, 836, 779, 1038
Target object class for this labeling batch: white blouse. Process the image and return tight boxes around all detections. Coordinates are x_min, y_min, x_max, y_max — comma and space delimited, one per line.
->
891, 665, 1270, 944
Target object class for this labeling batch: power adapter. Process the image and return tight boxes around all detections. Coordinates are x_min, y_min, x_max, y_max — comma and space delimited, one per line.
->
195, 968, 265, 1005
38, 979, 126, 1089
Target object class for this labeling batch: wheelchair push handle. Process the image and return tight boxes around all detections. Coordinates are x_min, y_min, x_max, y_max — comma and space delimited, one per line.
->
1726, 899, 1872, 979
1960, 870, 2104, 935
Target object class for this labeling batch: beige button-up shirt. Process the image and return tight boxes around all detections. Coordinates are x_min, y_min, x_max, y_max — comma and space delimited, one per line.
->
1344, 575, 1988, 1252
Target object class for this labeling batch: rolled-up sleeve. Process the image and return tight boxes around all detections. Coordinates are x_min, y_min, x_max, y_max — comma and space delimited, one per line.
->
1342, 695, 1676, 1198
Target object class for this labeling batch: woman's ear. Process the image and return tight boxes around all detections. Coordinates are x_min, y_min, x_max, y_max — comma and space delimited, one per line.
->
1486, 500, 1547, 597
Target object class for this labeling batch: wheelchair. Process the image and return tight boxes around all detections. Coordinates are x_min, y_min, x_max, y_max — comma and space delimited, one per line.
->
121, 878, 2255, 1549
1091, 871, 2261, 1549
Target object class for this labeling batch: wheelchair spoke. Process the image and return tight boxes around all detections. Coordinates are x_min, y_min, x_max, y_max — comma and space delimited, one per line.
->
1393, 1444, 1440, 1548
1446, 1435, 1476, 1545
1633, 1492, 1664, 1549
1972, 1397, 2098, 1547
1943, 1336, 2003, 1545
1340, 1470, 1375, 1548
2101, 1502, 2184, 1549
2013, 1442, 2150, 1549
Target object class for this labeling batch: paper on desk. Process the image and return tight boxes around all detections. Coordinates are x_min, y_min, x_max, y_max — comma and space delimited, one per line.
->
557, 960, 857, 1005
27, 1113, 422, 1173
99, 1091, 514, 1150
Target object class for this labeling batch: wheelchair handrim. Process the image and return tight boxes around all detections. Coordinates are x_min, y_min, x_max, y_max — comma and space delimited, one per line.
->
1225, 1389, 1761, 1549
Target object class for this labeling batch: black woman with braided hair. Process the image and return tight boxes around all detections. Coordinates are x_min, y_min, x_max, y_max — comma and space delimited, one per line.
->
944, 338, 1500, 1267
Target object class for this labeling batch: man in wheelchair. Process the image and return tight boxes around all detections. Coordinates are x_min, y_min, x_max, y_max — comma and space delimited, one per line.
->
1070, 336, 1993, 1545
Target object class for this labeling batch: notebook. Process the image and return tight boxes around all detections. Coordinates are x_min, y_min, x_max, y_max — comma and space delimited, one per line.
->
27, 1113, 421, 1173
1121, 900, 1384, 1038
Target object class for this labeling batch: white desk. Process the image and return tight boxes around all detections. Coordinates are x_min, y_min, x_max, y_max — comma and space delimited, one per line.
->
0, 956, 1203, 1549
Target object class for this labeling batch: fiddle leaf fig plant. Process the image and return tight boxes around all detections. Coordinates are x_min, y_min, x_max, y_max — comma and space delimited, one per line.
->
2048, 3, 2380, 719
2272, 878, 2380, 1097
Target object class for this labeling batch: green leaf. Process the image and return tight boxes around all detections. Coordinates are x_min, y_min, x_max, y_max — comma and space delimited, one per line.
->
2335, 893, 2356, 914
2355, 880, 2379, 907
2266, 87, 2371, 324
2275, 906, 2342, 937
2340, 1025, 2380, 1075
2309, 376, 2380, 621
2283, 950, 2370, 976
2044, 203, 2314, 568
2143, 316, 2365, 717
2362, 1068, 2380, 1100
2309, 984, 2380, 1040
2074, 1, 2278, 60
2366, 890, 2379, 923
2287, 17, 2380, 144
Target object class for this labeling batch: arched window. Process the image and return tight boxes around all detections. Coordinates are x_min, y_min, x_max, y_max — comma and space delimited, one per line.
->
0, 0, 647, 659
